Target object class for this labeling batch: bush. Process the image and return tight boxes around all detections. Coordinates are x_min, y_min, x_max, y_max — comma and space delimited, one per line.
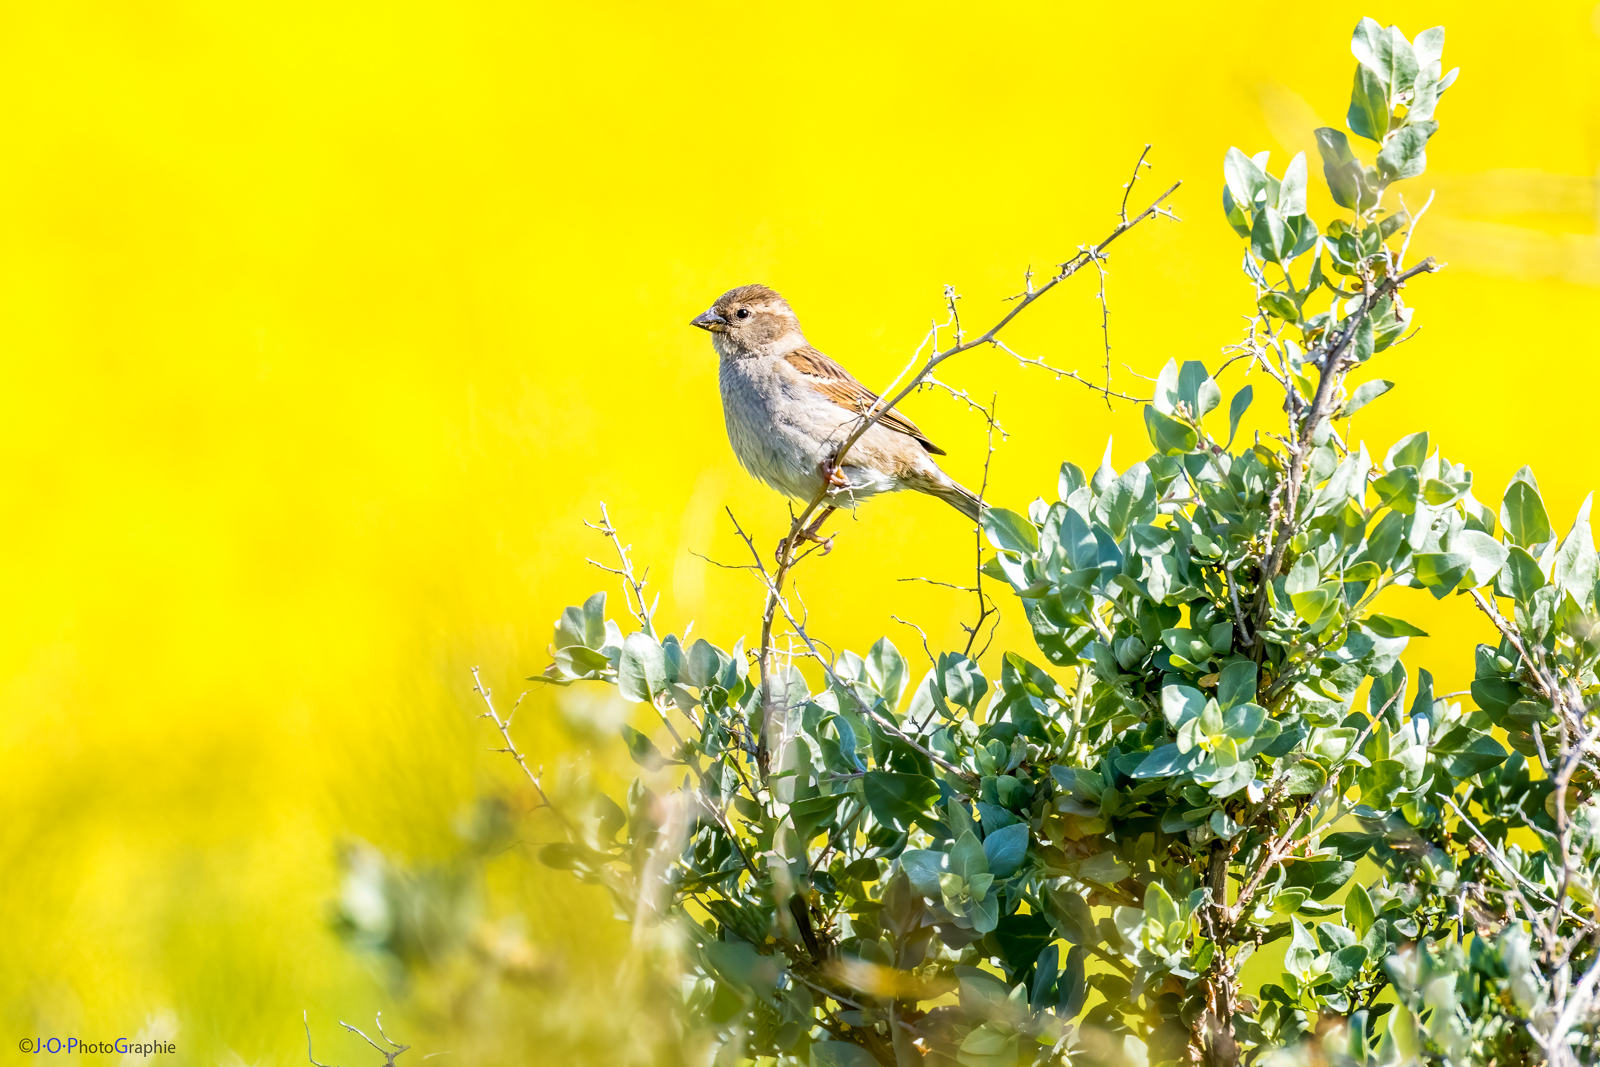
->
515, 17, 1600, 1067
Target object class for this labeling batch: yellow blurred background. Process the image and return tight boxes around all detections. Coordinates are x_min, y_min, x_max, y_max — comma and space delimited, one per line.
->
1, 0, 1597, 1062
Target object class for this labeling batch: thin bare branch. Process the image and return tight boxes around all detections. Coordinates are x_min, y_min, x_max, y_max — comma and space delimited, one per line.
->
585, 503, 656, 637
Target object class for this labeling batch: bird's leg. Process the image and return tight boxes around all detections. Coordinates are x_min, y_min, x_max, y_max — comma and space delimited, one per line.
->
775, 506, 839, 561
801, 506, 838, 552
821, 453, 848, 489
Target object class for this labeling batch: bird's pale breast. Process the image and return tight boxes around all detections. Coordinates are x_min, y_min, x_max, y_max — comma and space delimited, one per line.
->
718, 355, 900, 504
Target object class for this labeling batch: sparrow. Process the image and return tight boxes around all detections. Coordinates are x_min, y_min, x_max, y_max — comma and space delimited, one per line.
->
691, 284, 982, 546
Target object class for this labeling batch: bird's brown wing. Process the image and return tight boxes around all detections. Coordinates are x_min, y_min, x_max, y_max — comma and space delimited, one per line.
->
782, 346, 946, 455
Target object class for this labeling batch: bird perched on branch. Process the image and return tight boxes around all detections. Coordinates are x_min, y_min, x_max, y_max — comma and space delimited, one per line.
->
691, 284, 982, 547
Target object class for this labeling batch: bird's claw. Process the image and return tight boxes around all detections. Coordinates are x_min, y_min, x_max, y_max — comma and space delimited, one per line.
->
774, 530, 836, 561
775, 508, 840, 561
822, 463, 847, 489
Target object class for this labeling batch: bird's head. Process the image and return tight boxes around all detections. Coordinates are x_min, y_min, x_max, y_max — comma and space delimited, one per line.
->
691, 284, 803, 356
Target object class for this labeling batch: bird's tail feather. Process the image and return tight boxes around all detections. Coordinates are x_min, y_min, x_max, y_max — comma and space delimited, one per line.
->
916, 474, 983, 522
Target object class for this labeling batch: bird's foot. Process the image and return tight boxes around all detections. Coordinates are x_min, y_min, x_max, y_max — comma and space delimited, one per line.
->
821, 461, 848, 489
774, 507, 839, 561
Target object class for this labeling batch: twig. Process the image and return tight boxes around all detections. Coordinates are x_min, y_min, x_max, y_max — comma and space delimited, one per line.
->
472, 667, 571, 831
890, 615, 935, 667
897, 576, 977, 593
1395, 190, 1436, 274
1225, 561, 1253, 648
988, 337, 1151, 403
966, 395, 1002, 658
305, 1012, 337, 1067
923, 376, 1010, 436
585, 503, 656, 637
305, 1013, 410, 1067
1120, 144, 1154, 223
1090, 251, 1114, 409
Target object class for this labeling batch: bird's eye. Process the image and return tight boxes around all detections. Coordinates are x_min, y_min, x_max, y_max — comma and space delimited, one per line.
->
736, 308, 750, 319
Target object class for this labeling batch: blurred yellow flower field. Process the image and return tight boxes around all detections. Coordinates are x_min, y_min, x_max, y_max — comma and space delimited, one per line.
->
1, 1, 1596, 1063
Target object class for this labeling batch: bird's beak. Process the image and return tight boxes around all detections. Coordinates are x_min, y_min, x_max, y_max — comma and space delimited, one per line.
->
691, 308, 727, 332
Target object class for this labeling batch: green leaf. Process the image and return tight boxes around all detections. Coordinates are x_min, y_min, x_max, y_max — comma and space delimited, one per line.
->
1501, 469, 1553, 547
1223, 702, 1268, 742
685, 639, 722, 688
1351, 314, 1376, 363
957, 1024, 1017, 1066
1227, 385, 1253, 446
1286, 552, 1320, 595
1129, 743, 1197, 779
554, 643, 613, 678
1144, 881, 1179, 927
1314, 127, 1360, 209
1324, 944, 1369, 986
866, 637, 909, 705
1093, 464, 1156, 541
982, 823, 1030, 878
1385, 431, 1429, 470
1058, 461, 1087, 500
1223, 147, 1269, 207
949, 830, 989, 881
1413, 552, 1471, 598
1352, 18, 1419, 95
1372, 466, 1419, 514
1451, 529, 1509, 589
1280, 760, 1327, 795
1498, 544, 1545, 610
1153, 358, 1182, 414
1413, 26, 1445, 71
1286, 917, 1319, 973
618, 632, 668, 703
1553, 494, 1598, 602
1162, 685, 1207, 727
581, 591, 608, 646
1343, 561, 1381, 582
1366, 614, 1428, 638
1217, 660, 1258, 711
1258, 291, 1298, 321
1251, 204, 1289, 264
982, 507, 1039, 555
1358, 759, 1407, 809
1223, 184, 1251, 237
1347, 65, 1390, 144
1349, 17, 1386, 71
1161, 625, 1211, 665
899, 849, 945, 898
790, 793, 850, 843
1291, 582, 1341, 626
1345, 882, 1376, 936
1341, 379, 1393, 418
1178, 360, 1222, 418
810, 1042, 878, 1067
1145, 405, 1198, 456
1376, 122, 1437, 182
1277, 152, 1308, 215
862, 771, 940, 831
1439, 735, 1508, 779
620, 724, 666, 770
703, 938, 780, 997
938, 653, 989, 710
1284, 858, 1355, 901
